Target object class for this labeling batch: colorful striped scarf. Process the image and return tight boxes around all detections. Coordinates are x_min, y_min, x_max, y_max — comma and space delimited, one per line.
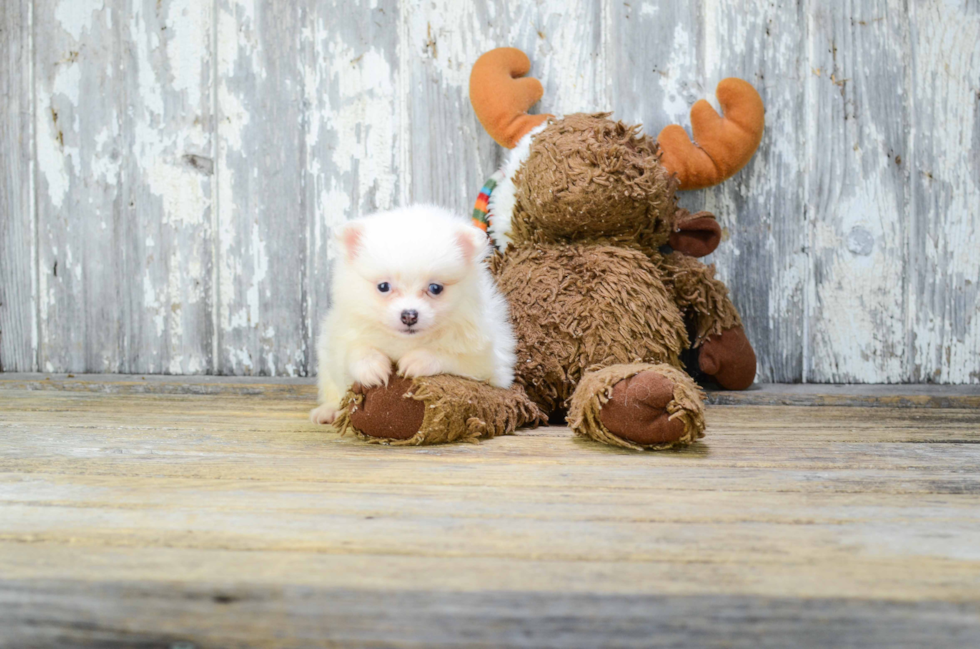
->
472, 169, 506, 248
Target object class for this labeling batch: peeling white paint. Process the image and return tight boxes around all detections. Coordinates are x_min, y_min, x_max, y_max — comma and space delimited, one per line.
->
804, 1, 913, 383
36, 56, 83, 210
659, 23, 696, 124
163, 0, 210, 109
130, 9, 165, 118
54, 0, 99, 42
247, 220, 268, 327
146, 162, 207, 227
35, 101, 70, 210
699, 0, 809, 382
144, 271, 165, 338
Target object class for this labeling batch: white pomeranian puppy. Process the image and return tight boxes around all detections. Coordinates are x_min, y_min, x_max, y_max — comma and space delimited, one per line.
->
310, 205, 516, 425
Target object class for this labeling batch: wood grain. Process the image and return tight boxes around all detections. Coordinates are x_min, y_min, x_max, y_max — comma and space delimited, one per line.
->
0, 0, 35, 372
215, 0, 310, 376
907, 1, 980, 383
1, 383, 979, 645
701, 0, 808, 383
4, 580, 977, 649
806, 0, 910, 382
32, 0, 215, 374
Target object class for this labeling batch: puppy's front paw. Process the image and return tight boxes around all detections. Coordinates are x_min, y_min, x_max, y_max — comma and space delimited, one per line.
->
397, 349, 445, 379
310, 405, 340, 425
349, 350, 392, 388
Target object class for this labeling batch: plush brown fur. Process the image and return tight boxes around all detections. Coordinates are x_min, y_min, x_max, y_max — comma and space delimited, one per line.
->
660, 251, 742, 344
510, 114, 676, 251
335, 375, 545, 446
492, 243, 688, 414
488, 114, 752, 449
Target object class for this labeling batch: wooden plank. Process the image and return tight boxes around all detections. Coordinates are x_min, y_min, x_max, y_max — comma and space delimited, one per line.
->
699, 0, 808, 383
707, 383, 980, 408
2, 392, 980, 494
305, 0, 401, 362
0, 0, 35, 372
33, 0, 214, 374
215, 0, 311, 376
8, 473, 980, 522
2, 579, 977, 649
805, 1, 910, 382
8, 492, 980, 561
1, 536, 978, 602
0, 372, 317, 398
4, 404, 980, 465
907, 2, 980, 383
4, 392, 980, 461
4, 374, 980, 408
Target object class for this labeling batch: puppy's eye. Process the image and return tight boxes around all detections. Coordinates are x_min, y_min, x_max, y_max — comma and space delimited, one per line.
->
428, 283, 443, 296
377, 282, 391, 293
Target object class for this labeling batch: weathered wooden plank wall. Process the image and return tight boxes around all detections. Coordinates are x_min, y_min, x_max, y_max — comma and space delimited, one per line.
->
0, 0, 36, 372
908, 1, 980, 383
1, 0, 978, 382
699, 0, 808, 383
29, 0, 215, 374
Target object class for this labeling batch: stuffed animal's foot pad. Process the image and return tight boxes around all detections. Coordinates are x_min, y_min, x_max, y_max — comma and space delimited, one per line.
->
569, 363, 705, 451
698, 325, 757, 390
349, 376, 425, 440
598, 371, 688, 446
340, 374, 543, 446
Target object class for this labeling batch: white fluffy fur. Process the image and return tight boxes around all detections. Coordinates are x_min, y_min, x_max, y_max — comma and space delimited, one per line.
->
310, 204, 517, 425
487, 120, 550, 249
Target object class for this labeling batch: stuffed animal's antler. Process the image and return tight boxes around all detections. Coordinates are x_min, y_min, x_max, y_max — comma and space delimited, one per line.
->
657, 79, 764, 190
469, 48, 552, 149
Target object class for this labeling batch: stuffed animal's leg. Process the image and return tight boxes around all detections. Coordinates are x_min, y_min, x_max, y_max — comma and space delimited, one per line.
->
334, 374, 545, 446
568, 363, 705, 451
694, 325, 757, 390
661, 252, 756, 389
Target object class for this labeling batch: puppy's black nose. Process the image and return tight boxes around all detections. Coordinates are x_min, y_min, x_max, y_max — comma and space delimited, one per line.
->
400, 310, 418, 326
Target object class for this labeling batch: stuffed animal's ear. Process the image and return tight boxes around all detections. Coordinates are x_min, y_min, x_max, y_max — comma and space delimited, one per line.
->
669, 211, 722, 257
657, 78, 764, 190
337, 222, 363, 262
456, 225, 489, 264
469, 48, 552, 148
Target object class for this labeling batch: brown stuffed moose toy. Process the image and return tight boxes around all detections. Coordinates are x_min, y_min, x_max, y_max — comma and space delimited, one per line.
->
334, 47, 763, 451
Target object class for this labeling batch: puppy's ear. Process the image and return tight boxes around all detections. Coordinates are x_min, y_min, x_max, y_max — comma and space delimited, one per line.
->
337, 222, 363, 262
455, 225, 490, 264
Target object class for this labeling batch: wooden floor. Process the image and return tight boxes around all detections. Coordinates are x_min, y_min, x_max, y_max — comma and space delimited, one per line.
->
1, 375, 979, 648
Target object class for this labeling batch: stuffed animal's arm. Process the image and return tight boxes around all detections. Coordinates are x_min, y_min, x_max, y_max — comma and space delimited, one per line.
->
659, 251, 742, 347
